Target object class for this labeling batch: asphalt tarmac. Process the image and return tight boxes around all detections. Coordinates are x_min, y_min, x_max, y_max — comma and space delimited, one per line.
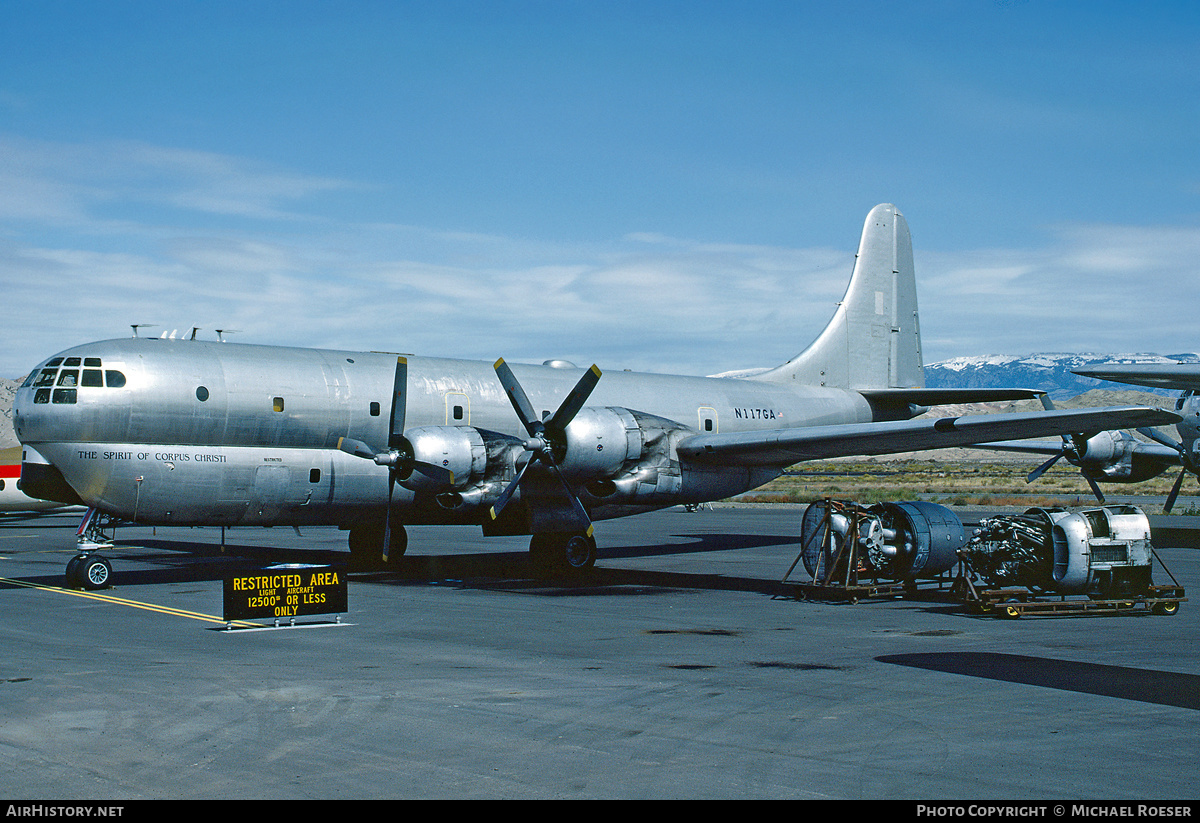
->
1, 505, 1197, 800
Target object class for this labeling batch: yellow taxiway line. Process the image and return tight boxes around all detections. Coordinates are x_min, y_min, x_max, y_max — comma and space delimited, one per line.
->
0, 576, 260, 628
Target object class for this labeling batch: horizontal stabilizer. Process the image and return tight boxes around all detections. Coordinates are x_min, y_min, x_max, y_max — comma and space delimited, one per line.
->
676, 406, 1181, 467
859, 388, 1043, 406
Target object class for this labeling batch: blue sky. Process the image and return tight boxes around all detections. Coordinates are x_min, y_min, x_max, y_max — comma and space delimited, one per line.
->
2, 1, 1198, 378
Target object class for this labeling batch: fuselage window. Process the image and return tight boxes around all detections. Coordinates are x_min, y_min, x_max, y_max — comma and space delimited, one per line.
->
309, 468, 321, 483
105, 370, 126, 388
82, 369, 103, 388
196, 386, 209, 402
453, 405, 464, 421
370, 402, 381, 416
273, 397, 285, 413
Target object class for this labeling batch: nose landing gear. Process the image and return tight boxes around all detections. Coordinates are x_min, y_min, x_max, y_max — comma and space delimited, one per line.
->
66, 507, 117, 590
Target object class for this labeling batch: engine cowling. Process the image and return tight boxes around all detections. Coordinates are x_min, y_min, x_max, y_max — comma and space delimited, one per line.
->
1073, 430, 1171, 484
398, 426, 500, 492
556, 407, 644, 478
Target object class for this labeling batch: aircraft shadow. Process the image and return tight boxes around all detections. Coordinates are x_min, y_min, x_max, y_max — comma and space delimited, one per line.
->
0, 535, 794, 598
877, 651, 1200, 711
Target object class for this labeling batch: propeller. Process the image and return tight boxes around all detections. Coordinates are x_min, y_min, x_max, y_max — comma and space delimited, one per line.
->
1025, 394, 1106, 502
1137, 426, 1192, 513
488, 358, 602, 533
337, 357, 454, 561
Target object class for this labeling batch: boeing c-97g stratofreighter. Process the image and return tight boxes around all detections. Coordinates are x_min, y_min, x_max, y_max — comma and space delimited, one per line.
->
12, 204, 1180, 587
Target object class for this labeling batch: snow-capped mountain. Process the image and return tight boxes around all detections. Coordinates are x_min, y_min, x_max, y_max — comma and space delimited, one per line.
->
924, 353, 1200, 399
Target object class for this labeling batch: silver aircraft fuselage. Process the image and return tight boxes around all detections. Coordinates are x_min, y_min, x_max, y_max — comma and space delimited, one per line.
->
14, 337, 872, 528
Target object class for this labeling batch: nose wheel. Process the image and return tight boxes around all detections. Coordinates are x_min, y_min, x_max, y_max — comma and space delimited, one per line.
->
66, 553, 113, 590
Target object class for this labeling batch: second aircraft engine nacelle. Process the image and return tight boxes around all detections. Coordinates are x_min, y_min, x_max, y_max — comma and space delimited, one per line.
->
557, 406, 644, 479
800, 499, 966, 581
1073, 430, 1163, 483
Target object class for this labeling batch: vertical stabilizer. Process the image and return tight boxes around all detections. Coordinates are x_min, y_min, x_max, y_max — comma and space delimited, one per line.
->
755, 203, 923, 390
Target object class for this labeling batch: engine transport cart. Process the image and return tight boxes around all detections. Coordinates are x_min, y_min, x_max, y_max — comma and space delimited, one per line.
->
952, 505, 1186, 618
782, 498, 962, 603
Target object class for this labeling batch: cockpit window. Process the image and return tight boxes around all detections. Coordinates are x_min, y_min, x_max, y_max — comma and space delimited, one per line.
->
23, 356, 125, 396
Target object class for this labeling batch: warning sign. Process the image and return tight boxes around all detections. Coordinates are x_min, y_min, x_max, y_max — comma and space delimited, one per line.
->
223, 564, 348, 621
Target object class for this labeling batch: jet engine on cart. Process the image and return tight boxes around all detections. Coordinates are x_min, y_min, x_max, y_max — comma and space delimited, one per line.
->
959, 505, 1154, 597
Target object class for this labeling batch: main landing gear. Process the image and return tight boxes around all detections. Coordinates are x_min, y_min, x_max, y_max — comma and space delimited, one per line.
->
347, 521, 408, 570
529, 531, 597, 577
67, 508, 117, 590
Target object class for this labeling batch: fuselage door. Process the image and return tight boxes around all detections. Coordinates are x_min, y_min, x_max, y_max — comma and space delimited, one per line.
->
698, 406, 718, 434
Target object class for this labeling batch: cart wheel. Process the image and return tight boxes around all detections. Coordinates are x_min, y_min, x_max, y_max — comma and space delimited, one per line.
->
1152, 601, 1180, 616
1001, 604, 1022, 619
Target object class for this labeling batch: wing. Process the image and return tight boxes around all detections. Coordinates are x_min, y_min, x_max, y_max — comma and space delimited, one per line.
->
675, 406, 1181, 467
1074, 364, 1200, 391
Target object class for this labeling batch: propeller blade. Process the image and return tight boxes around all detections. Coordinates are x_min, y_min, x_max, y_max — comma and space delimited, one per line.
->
1164, 468, 1187, 513
1026, 452, 1063, 483
1084, 474, 1106, 503
337, 437, 378, 460
382, 468, 397, 563
388, 357, 408, 450
546, 364, 602, 434
544, 454, 593, 532
494, 358, 543, 437
410, 461, 456, 487
489, 455, 534, 521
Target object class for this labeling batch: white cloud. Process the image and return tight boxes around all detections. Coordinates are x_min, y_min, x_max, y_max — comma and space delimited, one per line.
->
4, 135, 1198, 380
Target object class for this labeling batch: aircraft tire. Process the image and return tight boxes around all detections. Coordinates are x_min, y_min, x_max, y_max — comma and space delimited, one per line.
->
65, 554, 84, 588
348, 522, 407, 569
529, 532, 596, 577
77, 556, 113, 590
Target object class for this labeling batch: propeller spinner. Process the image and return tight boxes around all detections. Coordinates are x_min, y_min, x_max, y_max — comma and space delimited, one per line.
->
488, 358, 602, 534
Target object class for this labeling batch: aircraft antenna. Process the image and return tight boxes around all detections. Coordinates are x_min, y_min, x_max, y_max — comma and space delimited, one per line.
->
130, 324, 157, 338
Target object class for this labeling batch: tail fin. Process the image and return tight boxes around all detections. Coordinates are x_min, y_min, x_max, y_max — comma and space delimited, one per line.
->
755, 203, 924, 390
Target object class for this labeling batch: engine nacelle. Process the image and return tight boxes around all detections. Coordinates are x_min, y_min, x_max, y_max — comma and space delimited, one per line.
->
399, 426, 501, 492
557, 407, 644, 478
1065, 430, 1172, 484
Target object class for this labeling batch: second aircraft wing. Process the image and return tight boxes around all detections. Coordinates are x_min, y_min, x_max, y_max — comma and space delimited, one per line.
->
675, 406, 1181, 467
